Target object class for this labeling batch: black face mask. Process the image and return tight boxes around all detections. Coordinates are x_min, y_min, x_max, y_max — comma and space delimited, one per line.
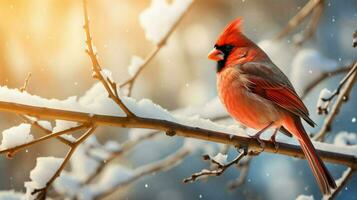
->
214, 44, 234, 73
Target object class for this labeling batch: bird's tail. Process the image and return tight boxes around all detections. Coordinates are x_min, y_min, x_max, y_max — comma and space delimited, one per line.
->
286, 117, 336, 195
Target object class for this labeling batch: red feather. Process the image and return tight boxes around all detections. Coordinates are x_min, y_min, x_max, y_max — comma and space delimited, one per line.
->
247, 76, 315, 126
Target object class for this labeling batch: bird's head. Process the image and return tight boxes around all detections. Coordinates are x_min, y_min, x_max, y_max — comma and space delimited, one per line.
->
208, 17, 254, 73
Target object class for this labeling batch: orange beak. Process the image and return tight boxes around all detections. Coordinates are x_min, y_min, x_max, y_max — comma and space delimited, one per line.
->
208, 48, 224, 61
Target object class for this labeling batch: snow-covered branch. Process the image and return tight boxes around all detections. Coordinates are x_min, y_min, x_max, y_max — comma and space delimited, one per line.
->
0, 96, 355, 168
314, 62, 357, 141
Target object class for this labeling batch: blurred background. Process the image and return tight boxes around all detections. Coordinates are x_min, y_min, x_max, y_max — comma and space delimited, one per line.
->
0, 0, 356, 199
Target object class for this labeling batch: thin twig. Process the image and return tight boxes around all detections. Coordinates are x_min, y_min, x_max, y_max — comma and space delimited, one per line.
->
276, 0, 323, 40
314, 62, 357, 141
294, 0, 324, 46
0, 125, 86, 157
326, 167, 354, 200
20, 72, 32, 92
20, 115, 73, 146
228, 156, 252, 190
321, 63, 357, 102
183, 148, 247, 183
17, 74, 74, 147
119, 2, 193, 96
82, 0, 134, 116
301, 66, 351, 99
31, 126, 97, 200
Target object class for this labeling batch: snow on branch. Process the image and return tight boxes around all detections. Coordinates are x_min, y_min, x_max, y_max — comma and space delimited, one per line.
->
0, 90, 355, 167
139, 0, 193, 45
120, 0, 194, 96
314, 62, 357, 141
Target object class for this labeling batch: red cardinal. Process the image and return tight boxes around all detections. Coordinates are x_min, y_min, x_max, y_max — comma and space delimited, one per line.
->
208, 18, 336, 195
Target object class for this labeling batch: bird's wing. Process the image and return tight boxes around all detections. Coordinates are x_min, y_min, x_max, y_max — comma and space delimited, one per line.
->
240, 62, 315, 127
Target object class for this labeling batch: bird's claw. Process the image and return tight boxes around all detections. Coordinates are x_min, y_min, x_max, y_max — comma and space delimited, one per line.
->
270, 134, 279, 152
250, 134, 265, 153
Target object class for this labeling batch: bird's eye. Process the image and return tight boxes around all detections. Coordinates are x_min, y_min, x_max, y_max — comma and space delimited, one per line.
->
224, 45, 234, 52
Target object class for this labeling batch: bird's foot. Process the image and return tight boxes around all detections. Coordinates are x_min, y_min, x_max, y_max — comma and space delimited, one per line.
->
270, 133, 279, 152
249, 133, 265, 152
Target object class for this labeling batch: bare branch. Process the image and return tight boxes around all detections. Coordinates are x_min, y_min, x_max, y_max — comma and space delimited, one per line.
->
276, 0, 324, 40
301, 66, 351, 99
183, 148, 247, 183
228, 156, 252, 190
82, 0, 134, 117
19, 72, 32, 92
293, 0, 324, 46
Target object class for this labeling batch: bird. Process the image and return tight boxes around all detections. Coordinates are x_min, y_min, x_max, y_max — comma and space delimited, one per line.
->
207, 17, 336, 195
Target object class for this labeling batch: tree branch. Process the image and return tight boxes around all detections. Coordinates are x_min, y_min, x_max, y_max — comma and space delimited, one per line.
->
326, 167, 354, 200
31, 126, 97, 200
82, 0, 134, 117
301, 66, 352, 99
313, 62, 357, 141
183, 148, 247, 183
119, 2, 193, 96
0, 124, 86, 157
276, 0, 324, 40
0, 100, 354, 168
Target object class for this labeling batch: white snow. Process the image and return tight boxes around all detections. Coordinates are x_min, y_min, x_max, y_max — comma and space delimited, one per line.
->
53, 120, 78, 133
37, 120, 52, 131
25, 157, 64, 200
296, 194, 314, 200
309, 140, 357, 157
334, 132, 357, 146
100, 68, 114, 82
0, 123, 33, 150
316, 88, 332, 110
128, 56, 144, 77
139, 0, 193, 44
212, 152, 228, 164
290, 49, 338, 94
53, 120, 78, 142
68, 141, 101, 181
0, 82, 230, 133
